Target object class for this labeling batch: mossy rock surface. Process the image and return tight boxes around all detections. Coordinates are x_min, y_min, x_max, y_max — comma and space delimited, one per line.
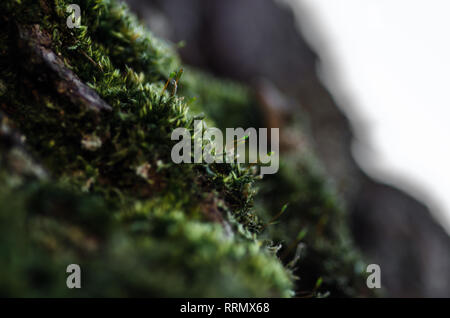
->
0, 0, 370, 297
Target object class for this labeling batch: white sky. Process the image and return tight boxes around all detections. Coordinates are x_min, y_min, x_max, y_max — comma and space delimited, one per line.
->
283, 0, 450, 232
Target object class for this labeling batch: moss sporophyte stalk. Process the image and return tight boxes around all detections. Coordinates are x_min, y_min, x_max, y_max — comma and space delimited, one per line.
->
0, 0, 374, 297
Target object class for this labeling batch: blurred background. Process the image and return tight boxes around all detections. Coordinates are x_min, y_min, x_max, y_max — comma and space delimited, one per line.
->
125, 0, 450, 297
291, 0, 450, 234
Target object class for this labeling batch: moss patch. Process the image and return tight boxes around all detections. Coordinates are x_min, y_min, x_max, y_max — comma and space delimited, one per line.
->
0, 0, 371, 297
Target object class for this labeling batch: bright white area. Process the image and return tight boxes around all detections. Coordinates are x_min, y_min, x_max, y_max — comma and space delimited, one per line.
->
282, 0, 450, 232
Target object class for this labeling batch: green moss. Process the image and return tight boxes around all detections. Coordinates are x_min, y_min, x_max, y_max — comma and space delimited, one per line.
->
0, 0, 261, 231
0, 0, 372, 297
256, 154, 369, 297
181, 68, 262, 130
0, 0, 293, 297
0, 179, 293, 297
181, 64, 371, 296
